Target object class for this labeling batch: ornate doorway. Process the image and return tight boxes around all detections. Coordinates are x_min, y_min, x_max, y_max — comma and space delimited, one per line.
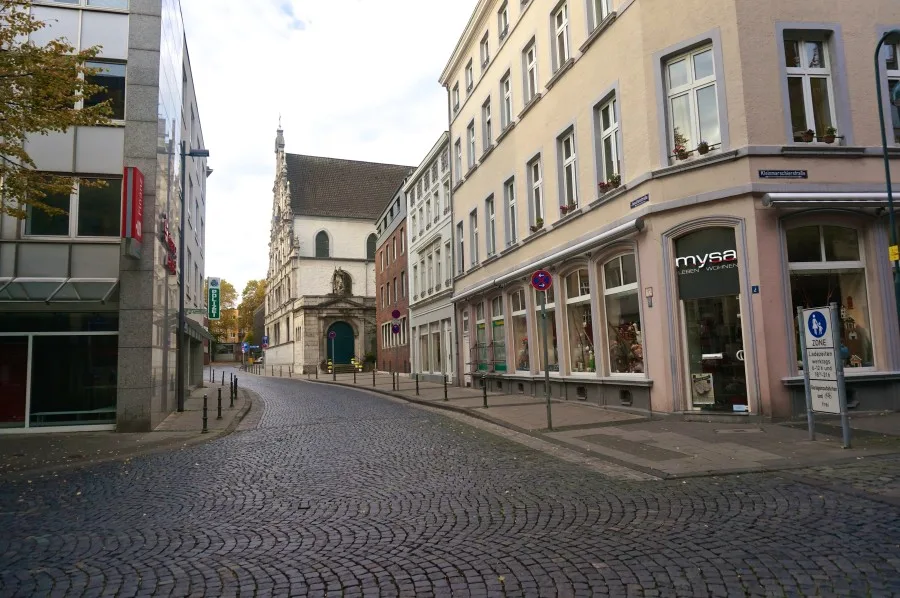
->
326, 322, 355, 364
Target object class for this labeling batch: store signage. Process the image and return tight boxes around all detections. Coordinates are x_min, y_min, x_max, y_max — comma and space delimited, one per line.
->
208, 277, 221, 321
122, 167, 144, 260
674, 228, 740, 301
758, 169, 808, 179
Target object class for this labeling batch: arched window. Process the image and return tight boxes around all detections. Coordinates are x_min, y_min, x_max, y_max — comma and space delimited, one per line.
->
602, 253, 643, 375
564, 268, 595, 373
366, 234, 377, 260
315, 231, 330, 257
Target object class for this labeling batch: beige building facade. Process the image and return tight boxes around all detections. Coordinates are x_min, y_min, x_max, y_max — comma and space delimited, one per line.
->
441, 0, 900, 417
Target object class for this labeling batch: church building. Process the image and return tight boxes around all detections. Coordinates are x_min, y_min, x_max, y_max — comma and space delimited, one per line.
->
264, 127, 414, 373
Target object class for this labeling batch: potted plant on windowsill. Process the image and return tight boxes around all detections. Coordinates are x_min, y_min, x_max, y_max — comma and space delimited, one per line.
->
801, 129, 815, 143
598, 181, 611, 194
673, 127, 689, 160
823, 126, 837, 144
529, 217, 544, 233
608, 173, 621, 188
560, 202, 576, 215
697, 141, 710, 155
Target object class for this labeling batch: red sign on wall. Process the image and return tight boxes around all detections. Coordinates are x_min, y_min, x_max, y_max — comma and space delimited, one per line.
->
122, 167, 144, 259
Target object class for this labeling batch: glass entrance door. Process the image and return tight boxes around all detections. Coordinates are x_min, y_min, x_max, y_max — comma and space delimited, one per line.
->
0, 337, 28, 428
683, 295, 748, 411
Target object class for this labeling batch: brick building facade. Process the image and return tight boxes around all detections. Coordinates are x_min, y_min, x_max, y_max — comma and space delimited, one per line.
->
375, 186, 411, 373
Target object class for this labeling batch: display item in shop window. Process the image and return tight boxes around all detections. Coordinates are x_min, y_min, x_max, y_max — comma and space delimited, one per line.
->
608, 322, 643, 374
517, 337, 529, 370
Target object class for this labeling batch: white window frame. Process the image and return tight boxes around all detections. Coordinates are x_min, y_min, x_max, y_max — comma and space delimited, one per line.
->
444, 241, 452, 284
665, 45, 720, 159
412, 265, 418, 297
433, 190, 440, 221
784, 35, 837, 142
560, 132, 578, 209
524, 43, 538, 102
452, 83, 460, 113
486, 196, 496, 257
470, 209, 479, 265
888, 41, 900, 144
501, 74, 513, 129
601, 253, 644, 377
435, 248, 442, 287
418, 207, 424, 234
553, 3, 570, 69
590, 0, 612, 30
427, 255, 434, 291
598, 96, 620, 181
480, 33, 491, 69
498, 2, 509, 42
457, 221, 465, 274
467, 121, 476, 169
482, 98, 493, 150
564, 268, 595, 376
454, 139, 463, 178
443, 181, 451, 214
465, 60, 474, 94
529, 158, 544, 225
505, 178, 517, 246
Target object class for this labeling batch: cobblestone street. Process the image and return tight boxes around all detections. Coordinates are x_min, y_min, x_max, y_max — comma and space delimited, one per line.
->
1, 372, 899, 597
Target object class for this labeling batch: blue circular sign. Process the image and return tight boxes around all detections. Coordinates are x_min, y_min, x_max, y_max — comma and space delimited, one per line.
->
531, 269, 553, 291
807, 312, 827, 339
391, 324, 401, 334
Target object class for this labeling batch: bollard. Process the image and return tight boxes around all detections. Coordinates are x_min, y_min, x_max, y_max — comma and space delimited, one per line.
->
289, 366, 292, 379
373, 368, 376, 387
316, 367, 319, 380
353, 369, 357, 384
222, 372, 225, 386
444, 374, 448, 401
415, 374, 419, 396
483, 376, 488, 408
234, 377, 238, 402
217, 389, 223, 420
392, 370, 396, 391
202, 394, 208, 433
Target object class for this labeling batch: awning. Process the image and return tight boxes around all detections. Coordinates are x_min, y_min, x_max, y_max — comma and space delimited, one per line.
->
0, 278, 119, 303
762, 192, 897, 209
185, 317, 215, 342
453, 218, 644, 303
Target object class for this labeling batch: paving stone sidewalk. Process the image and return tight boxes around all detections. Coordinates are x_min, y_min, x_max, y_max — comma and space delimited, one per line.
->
0, 379, 252, 479
262, 369, 900, 480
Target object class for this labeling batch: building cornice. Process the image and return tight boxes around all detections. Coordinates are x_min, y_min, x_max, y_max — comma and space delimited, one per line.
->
404, 133, 450, 193
439, 0, 492, 86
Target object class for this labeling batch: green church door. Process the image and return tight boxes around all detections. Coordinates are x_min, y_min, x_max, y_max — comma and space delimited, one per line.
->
326, 322, 355, 364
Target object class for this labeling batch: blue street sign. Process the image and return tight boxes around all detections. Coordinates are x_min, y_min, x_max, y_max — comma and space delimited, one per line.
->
531, 269, 553, 291
392, 324, 401, 334
808, 312, 827, 339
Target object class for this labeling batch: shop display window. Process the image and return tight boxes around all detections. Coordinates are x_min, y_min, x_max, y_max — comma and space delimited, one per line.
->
490, 296, 506, 371
565, 269, 595, 373
510, 289, 530, 371
603, 254, 644, 374
534, 286, 559, 372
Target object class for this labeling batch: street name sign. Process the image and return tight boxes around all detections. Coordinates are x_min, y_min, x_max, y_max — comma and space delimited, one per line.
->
208, 278, 221, 321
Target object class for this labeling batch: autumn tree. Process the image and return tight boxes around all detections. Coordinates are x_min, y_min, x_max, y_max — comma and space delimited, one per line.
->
1, 0, 113, 219
238, 279, 266, 343
206, 279, 238, 342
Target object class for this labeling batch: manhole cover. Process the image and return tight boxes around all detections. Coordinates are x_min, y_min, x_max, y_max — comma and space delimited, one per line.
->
715, 428, 763, 434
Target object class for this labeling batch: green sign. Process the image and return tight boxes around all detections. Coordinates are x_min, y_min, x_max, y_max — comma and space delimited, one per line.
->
208, 277, 221, 320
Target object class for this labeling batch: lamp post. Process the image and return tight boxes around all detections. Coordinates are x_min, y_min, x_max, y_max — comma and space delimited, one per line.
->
176, 140, 210, 412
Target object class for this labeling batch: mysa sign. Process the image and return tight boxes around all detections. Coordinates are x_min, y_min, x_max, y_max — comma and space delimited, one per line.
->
674, 228, 740, 300
121, 167, 144, 260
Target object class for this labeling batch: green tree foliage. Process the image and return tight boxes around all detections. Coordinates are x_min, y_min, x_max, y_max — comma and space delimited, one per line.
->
238, 279, 266, 342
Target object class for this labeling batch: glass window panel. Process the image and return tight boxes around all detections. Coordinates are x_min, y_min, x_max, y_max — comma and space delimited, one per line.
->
87, 0, 128, 7
809, 77, 834, 136
670, 94, 692, 149
606, 291, 643, 374
30, 335, 118, 427
536, 309, 559, 371
887, 44, 898, 71
823, 226, 860, 262
621, 254, 637, 286
790, 270, 873, 368
85, 62, 126, 120
603, 135, 617, 179
601, 104, 613, 130
786, 226, 822, 262
604, 258, 622, 289
0, 337, 28, 428
696, 84, 721, 145
512, 314, 529, 370
492, 320, 505, 366
26, 192, 70, 236
567, 302, 595, 372
784, 40, 801, 68
78, 179, 121, 237
890, 80, 900, 144
788, 77, 808, 139
667, 59, 689, 89
692, 49, 714, 80
564, 166, 576, 204
566, 271, 579, 298
805, 41, 825, 68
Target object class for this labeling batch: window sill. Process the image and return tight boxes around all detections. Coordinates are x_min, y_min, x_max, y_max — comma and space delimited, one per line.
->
521, 226, 548, 246
466, 163, 479, 177
552, 207, 583, 227
496, 122, 516, 144
545, 58, 575, 91
517, 93, 542, 120
481, 144, 496, 161
780, 144, 867, 158
579, 12, 618, 54
500, 243, 519, 256
483, 254, 500, 267
588, 184, 628, 209
467, 263, 482, 275
652, 149, 739, 179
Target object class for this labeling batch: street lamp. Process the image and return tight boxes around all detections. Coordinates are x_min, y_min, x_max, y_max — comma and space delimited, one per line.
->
176, 141, 210, 412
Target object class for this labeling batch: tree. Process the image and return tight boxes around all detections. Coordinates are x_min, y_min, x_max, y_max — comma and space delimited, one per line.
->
238, 279, 266, 342
206, 279, 238, 342
1, 0, 113, 219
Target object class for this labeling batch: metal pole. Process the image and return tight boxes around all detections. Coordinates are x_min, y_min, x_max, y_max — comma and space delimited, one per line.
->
176, 143, 187, 412
332, 338, 336, 381
482, 374, 488, 408
353, 369, 357, 384
373, 367, 376, 386
415, 373, 419, 396
541, 292, 553, 430
222, 371, 225, 386
798, 307, 815, 441
217, 389, 222, 420
444, 374, 448, 401
202, 394, 208, 433
229, 381, 234, 408
876, 30, 900, 335
831, 303, 852, 449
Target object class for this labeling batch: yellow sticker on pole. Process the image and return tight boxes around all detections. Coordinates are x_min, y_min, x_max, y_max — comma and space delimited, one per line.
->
890, 245, 900, 262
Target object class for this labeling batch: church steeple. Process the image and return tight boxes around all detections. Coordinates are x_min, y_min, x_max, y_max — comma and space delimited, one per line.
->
275, 117, 285, 154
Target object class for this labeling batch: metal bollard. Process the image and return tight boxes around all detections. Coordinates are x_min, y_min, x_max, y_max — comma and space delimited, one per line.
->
234, 377, 238, 402
444, 374, 448, 401
222, 372, 225, 386
483, 376, 488, 408
289, 366, 292, 378
202, 394, 208, 433
373, 368, 376, 387
415, 374, 419, 396
353, 369, 357, 384
392, 370, 396, 391
217, 389, 223, 420
316, 367, 319, 379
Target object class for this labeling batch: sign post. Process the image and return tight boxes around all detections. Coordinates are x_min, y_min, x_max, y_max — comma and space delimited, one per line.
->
531, 269, 554, 431
798, 303, 851, 448
392, 309, 402, 378
208, 278, 221, 321
328, 330, 337, 381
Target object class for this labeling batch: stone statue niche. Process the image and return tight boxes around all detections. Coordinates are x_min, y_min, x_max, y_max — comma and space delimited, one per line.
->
331, 268, 352, 296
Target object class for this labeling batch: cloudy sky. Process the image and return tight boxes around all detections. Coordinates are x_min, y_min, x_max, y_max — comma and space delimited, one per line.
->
181, 1, 474, 296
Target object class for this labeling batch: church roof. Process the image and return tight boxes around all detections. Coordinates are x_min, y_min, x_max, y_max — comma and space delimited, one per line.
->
285, 153, 414, 220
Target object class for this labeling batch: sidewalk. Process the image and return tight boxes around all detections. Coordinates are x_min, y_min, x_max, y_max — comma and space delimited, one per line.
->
0, 381, 253, 479
267, 369, 900, 480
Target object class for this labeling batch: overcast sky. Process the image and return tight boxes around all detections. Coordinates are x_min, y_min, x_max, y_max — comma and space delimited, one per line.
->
181, 1, 474, 296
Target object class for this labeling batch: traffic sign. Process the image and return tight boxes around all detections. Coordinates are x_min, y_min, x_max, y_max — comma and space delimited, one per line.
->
392, 324, 401, 334
328, 330, 337, 339
391, 309, 401, 319
241, 341, 248, 354
261, 335, 269, 349
531, 269, 553, 291
803, 308, 832, 350
208, 277, 221, 321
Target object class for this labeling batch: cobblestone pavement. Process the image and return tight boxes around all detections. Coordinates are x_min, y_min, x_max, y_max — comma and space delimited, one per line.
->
1, 373, 899, 597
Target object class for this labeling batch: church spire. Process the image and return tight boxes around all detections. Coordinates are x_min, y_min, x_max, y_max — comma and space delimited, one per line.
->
275, 117, 285, 154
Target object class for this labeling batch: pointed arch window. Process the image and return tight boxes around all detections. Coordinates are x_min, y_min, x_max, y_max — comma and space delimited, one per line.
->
366, 234, 377, 260
315, 231, 330, 257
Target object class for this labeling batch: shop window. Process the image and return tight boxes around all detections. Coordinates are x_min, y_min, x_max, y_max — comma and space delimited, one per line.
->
602, 253, 644, 374
511, 288, 529, 371
787, 225, 873, 369
491, 295, 506, 371
534, 285, 559, 372
475, 301, 488, 371
565, 269, 595, 373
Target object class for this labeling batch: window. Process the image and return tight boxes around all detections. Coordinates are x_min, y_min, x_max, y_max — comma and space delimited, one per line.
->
469, 209, 479, 265
553, 4, 570, 70
465, 60, 474, 94
528, 157, 544, 225
25, 179, 122, 237
501, 74, 513, 129
454, 139, 463, 177
467, 121, 476, 169
386, 282, 391, 307
565, 269, 595, 373
444, 242, 452, 283
603, 254, 643, 375
510, 289, 529, 370
482, 99, 493, 150
400, 271, 407, 297
887, 42, 900, 143
524, 43, 538, 102
498, 2, 509, 41
392, 237, 397, 261
785, 35, 836, 142
315, 231, 329, 257
486, 196, 496, 256
367, 234, 377, 260
559, 132, 578, 210
457, 221, 465, 274
435, 248, 442, 286
666, 46, 720, 158
433, 191, 440, 220
504, 178, 518, 246
426, 198, 432, 225
590, 0, 612, 30
534, 285, 559, 372
596, 96, 620, 182
491, 296, 506, 371
787, 225, 873, 369
418, 207, 424, 234
393, 277, 398, 303
400, 228, 405, 254
412, 265, 418, 296
443, 181, 451, 214
420, 260, 426, 294
85, 61, 126, 120
411, 214, 417, 239
452, 83, 460, 113
475, 301, 488, 370
480, 33, 490, 69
